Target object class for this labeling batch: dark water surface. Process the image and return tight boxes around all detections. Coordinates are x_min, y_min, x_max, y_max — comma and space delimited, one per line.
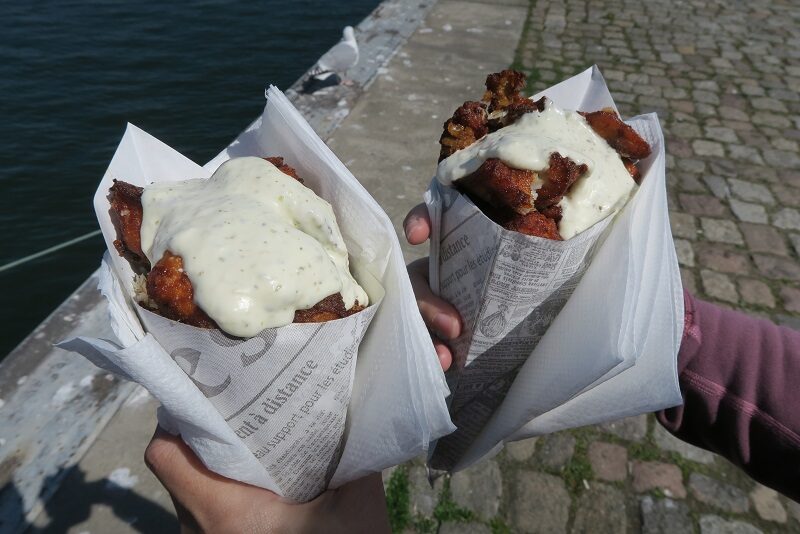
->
0, 0, 381, 359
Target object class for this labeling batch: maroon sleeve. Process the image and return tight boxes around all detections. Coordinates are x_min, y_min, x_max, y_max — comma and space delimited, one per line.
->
656, 291, 800, 502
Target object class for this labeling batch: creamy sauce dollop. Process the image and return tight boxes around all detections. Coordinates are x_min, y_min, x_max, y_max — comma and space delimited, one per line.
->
436, 101, 636, 239
139, 157, 368, 336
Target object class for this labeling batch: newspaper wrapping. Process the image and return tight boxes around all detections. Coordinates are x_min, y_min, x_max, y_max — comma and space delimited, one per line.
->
60, 87, 454, 501
426, 66, 683, 472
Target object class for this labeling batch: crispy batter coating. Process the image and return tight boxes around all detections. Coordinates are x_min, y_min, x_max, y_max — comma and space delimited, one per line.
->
109, 180, 149, 271
503, 212, 562, 240
109, 158, 363, 330
534, 153, 589, 213
439, 101, 489, 162
264, 156, 303, 183
293, 294, 364, 323
581, 110, 652, 160
622, 157, 642, 184
483, 69, 527, 112
456, 158, 537, 215
488, 96, 546, 132
146, 251, 218, 328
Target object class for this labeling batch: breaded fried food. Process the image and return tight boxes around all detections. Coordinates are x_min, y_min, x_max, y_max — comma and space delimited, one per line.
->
438, 69, 651, 240
110, 157, 363, 329
456, 158, 537, 215
503, 212, 562, 241
580, 110, 652, 160
109, 180, 148, 271
439, 101, 488, 162
146, 251, 217, 328
533, 153, 589, 218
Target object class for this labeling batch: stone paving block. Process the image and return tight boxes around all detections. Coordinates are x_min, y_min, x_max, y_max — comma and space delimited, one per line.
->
693, 139, 725, 157
773, 207, 800, 231
669, 211, 698, 239
450, 458, 501, 519
701, 270, 739, 303
729, 199, 768, 224
694, 243, 751, 274
640, 496, 693, 534
701, 218, 744, 245
753, 254, 800, 282
764, 149, 800, 169
737, 279, 775, 308
505, 437, 538, 462
698, 515, 763, 534
791, 234, 800, 257
727, 178, 776, 204
702, 175, 730, 199
770, 184, 800, 208
779, 286, 800, 313
598, 415, 647, 442
728, 144, 765, 164
688, 473, 749, 513
674, 239, 695, 267
749, 484, 787, 523
439, 523, 491, 534
705, 125, 739, 143
652, 424, 715, 464
408, 466, 442, 517
536, 432, 575, 470
587, 441, 627, 482
571, 483, 627, 534
632, 461, 687, 499
680, 194, 728, 217
507, 471, 570, 534
739, 223, 789, 256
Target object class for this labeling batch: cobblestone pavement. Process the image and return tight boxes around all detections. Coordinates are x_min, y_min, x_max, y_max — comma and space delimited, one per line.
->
386, 0, 800, 532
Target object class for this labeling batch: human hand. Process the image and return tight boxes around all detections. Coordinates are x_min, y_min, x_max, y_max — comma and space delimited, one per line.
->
145, 427, 390, 533
403, 203, 463, 372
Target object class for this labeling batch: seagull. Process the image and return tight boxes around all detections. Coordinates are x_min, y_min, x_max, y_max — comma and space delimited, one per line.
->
301, 26, 359, 94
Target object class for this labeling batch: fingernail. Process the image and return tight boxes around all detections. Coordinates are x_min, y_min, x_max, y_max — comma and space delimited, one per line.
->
432, 312, 457, 339
404, 219, 419, 241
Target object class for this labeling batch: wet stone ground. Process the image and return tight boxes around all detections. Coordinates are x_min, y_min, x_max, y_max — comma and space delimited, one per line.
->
385, 0, 800, 532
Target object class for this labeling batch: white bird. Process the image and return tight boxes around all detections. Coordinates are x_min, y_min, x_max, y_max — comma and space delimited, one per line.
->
302, 26, 359, 93
318, 26, 359, 75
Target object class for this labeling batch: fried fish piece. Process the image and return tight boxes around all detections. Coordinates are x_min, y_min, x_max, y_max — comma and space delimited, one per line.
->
483, 69, 527, 112
110, 157, 362, 329
293, 293, 364, 323
438, 101, 489, 162
264, 156, 303, 183
109, 180, 148, 271
581, 110, 652, 160
146, 251, 218, 328
533, 153, 589, 214
456, 158, 537, 215
502, 211, 562, 240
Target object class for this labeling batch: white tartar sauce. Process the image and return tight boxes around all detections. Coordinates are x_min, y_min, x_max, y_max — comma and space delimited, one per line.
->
436, 100, 636, 239
139, 157, 368, 336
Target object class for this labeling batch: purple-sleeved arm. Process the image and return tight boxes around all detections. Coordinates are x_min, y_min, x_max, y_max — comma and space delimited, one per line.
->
656, 291, 800, 502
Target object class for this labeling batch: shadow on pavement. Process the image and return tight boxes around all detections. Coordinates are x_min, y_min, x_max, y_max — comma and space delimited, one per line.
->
1, 465, 177, 533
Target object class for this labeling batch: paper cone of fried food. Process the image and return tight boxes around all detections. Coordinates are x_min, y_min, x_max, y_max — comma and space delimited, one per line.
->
60, 88, 454, 501
425, 66, 682, 472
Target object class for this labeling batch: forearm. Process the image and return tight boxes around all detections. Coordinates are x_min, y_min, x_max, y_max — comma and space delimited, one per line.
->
656, 291, 800, 502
